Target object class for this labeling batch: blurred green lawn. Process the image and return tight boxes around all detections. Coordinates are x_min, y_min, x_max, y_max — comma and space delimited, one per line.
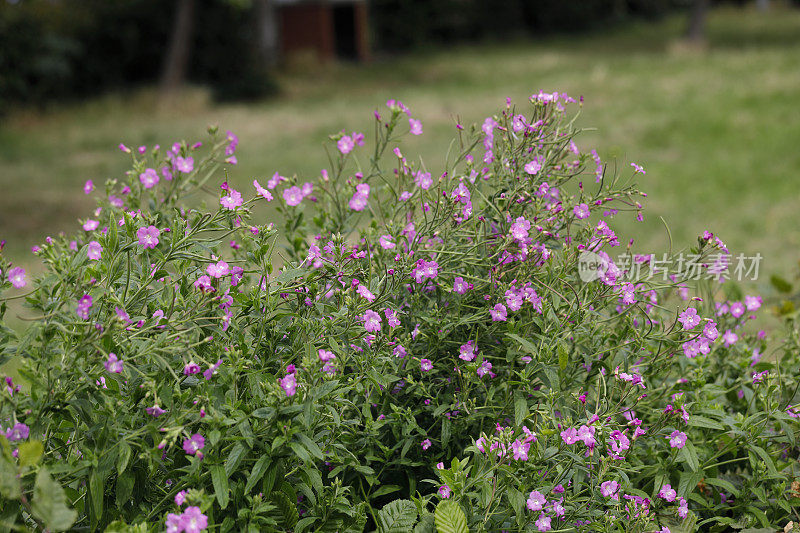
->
1, 5, 799, 283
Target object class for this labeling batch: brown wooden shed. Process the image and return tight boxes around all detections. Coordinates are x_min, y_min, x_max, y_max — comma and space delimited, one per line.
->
275, 0, 369, 63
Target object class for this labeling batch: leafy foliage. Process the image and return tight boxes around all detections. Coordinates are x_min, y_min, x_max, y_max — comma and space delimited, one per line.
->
0, 93, 798, 532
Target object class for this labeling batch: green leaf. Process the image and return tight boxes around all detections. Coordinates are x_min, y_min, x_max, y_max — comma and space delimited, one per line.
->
31, 468, 77, 532
89, 470, 106, 525
506, 333, 537, 356
434, 500, 468, 533
748, 444, 778, 477
211, 464, 230, 509
745, 506, 770, 528
116, 441, 132, 475
296, 433, 324, 461
414, 513, 436, 533
557, 342, 569, 370
0, 454, 21, 499
116, 473, 135, 507
441, 418, 451, 448
680, 441, 700, 472
660, 511, 697, 533
770, 274, 793, 293
245, 456, 271, 494
289, 441, 311, 463
688, 416, 723, 431
225, 442, 249, 477
514, 393, 528, 427
371, 485, 401, 498
17, 440, 43, 467
703, 477, 740, 498
377, 499, 418, 533
270, 490, 299, 529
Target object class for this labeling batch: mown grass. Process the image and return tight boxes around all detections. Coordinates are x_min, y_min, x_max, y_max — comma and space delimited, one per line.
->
1, 5, 799, 285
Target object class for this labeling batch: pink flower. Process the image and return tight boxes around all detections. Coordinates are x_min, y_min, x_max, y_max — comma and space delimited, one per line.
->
717, 330, 736, 349
253, 179, 273, 201
476, 360, 493, 377
180, 507, 208, 533
385, 308, 401, 327
526, 490, 547, 511
87, 241, 103, 260
658, 483, 677, 502
183, 362, 201, 375
577, 425, 596, 448
600, 480, 619, 499
146, 404, 166, 417
420, 359, 433, 372
438, 484, 451, 498
283, 186, 304, 206
193, 275, 214, 292
203, 359, 223, 380
8, 267, 27, 288
175, 156, 194, 173
573, 203, 590, 219
279, 371, 297, 397
206, 261, 229, 278
337, 135, 355, 154
411, 259, 439, 283
356, 284, 376, 302
409, 118, 423, 135
220, 188, 243, 210
668, 430, 687, 449
139, 168, 159, 188
182, 433, 205, 456
76, 295, 93, 319
84, 180, 94, 194
379, 235, 395, 249
363, 309, 382, 332
318, 349, 336, 362
744, 295, 762, 311
609, 430, 630, 453
104, 353, 123, 373
175, 490, 188, 506
414, 171, 433, 190
83, 219, 99, 231
631, 162, 645, 174
677, 497, 688, 519
511, 439, 530, 461
459, 341, 477, 361
524, 157, 542, 175
535, 514, 552, 532
267, 172, 285, 189
421, 438, 432, 450
4, 423, 29, 442
730, 301, 745, 318
703, 320, 719, 341
490, 303, 507, 321
678, 307, 700, 329
561, 427, 579, 445
166, 514, 182, 533
349, 183, 370, 211
453, 276, 472, 294
137, 226, 160, 249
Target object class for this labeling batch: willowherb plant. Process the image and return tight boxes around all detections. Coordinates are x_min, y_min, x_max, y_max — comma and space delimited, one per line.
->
0, 93, 798, 533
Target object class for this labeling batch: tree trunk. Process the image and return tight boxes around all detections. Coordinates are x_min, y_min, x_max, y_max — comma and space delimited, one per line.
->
159, 0, 196, 98
686, 0, 709, 42
254, 0, 279, 68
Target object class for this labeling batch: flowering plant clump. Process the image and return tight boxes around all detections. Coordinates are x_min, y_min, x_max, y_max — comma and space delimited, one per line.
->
1, 95, 798, 532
